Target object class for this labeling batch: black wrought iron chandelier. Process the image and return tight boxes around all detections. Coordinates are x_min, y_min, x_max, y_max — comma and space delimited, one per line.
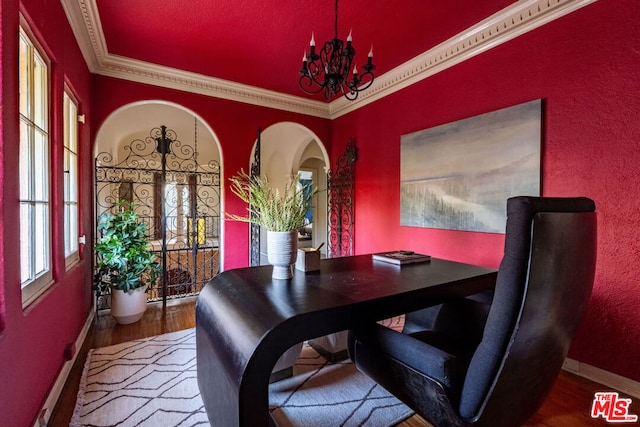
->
299, 0, 375, 101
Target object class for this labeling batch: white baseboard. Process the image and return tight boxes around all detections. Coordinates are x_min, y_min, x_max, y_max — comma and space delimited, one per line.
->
35, 309, 95, 427
31, 310, 638, 425
563, 358, 640, 399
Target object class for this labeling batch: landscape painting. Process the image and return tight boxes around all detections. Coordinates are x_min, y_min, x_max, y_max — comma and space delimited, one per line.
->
400, 100, 541, 233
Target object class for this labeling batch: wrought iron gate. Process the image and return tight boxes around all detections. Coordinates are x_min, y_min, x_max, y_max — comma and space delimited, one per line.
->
327, 139, 357, 257
249, 128, 261, 266
95, 124, 221, 309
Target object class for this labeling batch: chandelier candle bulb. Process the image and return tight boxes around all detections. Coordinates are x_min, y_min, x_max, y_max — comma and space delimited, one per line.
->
310, 32, 316, 56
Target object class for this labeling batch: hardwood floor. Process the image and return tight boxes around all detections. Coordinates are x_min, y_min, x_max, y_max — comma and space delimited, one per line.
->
49, 297, 197, 427
50, 298, 635, 426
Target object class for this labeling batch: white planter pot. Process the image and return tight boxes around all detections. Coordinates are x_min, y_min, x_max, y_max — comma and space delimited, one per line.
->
267, 230, 298, 279
309, 331, 349, 361
110, 287, 148, 325
271, 342, 304, 383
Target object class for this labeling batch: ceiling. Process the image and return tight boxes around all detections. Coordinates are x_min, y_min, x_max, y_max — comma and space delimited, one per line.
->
94, 0, 513, 99
62, 0, 592, 117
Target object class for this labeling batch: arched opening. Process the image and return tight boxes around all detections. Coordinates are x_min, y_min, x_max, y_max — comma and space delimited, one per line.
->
94, 101, 223, 308
250, 122, 329, 264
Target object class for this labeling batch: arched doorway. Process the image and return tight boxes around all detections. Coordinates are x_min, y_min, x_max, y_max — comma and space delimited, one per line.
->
94, 101, 223, 308
249, 123, 329, 265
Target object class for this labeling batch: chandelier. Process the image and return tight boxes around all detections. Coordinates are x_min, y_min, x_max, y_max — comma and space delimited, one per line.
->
298, 0, 375, 101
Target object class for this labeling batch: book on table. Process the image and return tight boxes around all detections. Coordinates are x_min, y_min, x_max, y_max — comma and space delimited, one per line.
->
372, 250, 431, 265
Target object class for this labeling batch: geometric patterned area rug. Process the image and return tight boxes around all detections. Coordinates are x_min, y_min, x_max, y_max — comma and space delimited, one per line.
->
71, 329, 207, 427
72, 319, 414, 427
270, 317, 413, 427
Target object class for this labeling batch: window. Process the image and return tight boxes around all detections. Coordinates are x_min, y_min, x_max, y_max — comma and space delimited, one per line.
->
19, 25, 52, 305
153, 174, 197, 240
63, 90, 79, 266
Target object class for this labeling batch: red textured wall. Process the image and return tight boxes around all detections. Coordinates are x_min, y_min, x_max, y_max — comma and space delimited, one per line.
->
0, 0, 5, 334
1, 1, 638, 425
0, 1, 94, 426
89, 76, 332, 271
332, 0, 640, 381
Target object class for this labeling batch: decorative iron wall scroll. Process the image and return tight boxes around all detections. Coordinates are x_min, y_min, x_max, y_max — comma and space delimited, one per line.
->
95, 123, 221, 309
400, 99, 541, 233
327, 139, 357, 257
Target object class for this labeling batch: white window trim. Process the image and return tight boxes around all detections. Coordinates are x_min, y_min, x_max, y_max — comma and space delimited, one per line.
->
63, 87, 80, 269
19, 20, 53, 308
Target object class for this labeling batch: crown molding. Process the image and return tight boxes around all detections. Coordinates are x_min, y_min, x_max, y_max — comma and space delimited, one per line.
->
329, 0, 598, 118
60, 0, 331, 119
97, 53, 331, 119
62, 0, 597, 120
61, 0, 104, 72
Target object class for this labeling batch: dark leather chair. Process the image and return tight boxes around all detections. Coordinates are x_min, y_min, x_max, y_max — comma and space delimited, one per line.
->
348, 196, 597, 427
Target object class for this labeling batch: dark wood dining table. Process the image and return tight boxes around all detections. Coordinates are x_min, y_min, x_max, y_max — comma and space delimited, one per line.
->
195, 254, 497, 426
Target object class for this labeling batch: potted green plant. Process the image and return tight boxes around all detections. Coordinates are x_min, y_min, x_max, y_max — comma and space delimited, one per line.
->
227, 170, 317, 279
94, 201, 160, 324
227, 170, 317, 381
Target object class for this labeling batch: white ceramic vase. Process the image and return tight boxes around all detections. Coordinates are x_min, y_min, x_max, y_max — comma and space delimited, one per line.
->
271, 342, 304, 382
311, 331, 349, 352
267, 230, 298, 279
110, 287, 148, 325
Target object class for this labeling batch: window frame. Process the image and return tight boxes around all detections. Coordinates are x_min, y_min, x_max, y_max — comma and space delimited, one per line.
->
63, 87, 80, 268
19, 22, 53, 307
